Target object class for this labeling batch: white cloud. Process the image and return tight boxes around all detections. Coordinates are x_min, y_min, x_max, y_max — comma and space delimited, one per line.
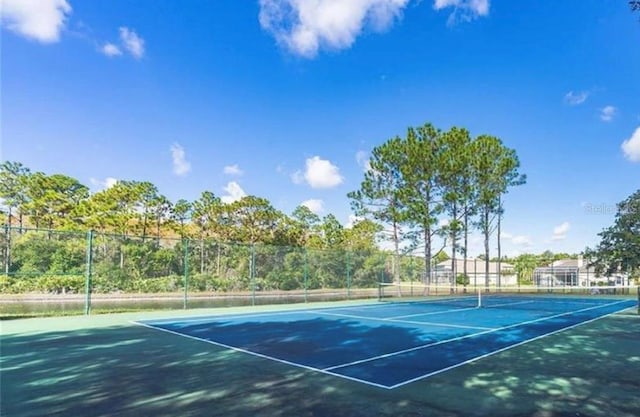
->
563, 91, 589, 106
500, 231, 531, 247
622, 127, 640, 162
301, 156, 343, 188
0, 0, 71, 43
223, 164, 243, 176
101, 42, 122, 57
600, 105, 616, 122
221, 181, 247, 204
291, 170, 305, 184
258, 0, 410, 58
301, 199, 324, 214
89, 177, 118, 190
552, 221, 570, 241
433, 0, 490, 24
346, 214, 364, 228
170, 143, 191, 176
511, 235, 532, 246
355, 150, 371, 171
119, 26, 145, 59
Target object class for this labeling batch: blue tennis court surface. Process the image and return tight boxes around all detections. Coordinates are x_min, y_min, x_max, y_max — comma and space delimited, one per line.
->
136, 294, 637, 389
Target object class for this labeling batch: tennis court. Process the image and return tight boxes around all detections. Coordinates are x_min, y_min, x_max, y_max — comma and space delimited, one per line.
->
3, 286, 640, 417
136, 288, 638, 389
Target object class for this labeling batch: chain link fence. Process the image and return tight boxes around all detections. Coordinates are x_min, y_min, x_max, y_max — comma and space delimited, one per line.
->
0, 227, 516, 316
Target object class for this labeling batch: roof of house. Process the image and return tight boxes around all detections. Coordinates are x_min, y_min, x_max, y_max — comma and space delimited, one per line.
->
435, 259, 513, 274
539, 258, 596, 274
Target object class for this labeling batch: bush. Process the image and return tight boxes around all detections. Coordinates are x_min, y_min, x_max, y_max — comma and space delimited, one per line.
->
456, 273, 470, 287
129, 276, 178, 293
36, 275, 85, 294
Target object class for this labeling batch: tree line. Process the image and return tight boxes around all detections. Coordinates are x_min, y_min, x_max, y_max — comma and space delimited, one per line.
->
349, 123, 525, 286
6, 121, 633, 293
0, 122, 527, 284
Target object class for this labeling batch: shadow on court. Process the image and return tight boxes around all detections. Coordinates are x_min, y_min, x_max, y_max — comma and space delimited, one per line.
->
1, 312, 639, 417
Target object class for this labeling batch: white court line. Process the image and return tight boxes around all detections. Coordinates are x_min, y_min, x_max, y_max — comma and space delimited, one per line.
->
483, 300, 537, 308
388, 306, 480, 319
138, 301, 403, 324
323, 299, 631, 373
387, 300, 536, 320
134, 298, 635, 390
139, 310, 314, 325
388, 302, 633, 389
309, 310, 495, 330
132, 320, 391, 390
136, 297, 460, 324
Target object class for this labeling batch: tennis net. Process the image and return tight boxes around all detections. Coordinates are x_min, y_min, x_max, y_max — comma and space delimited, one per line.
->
378, 282, 639, 312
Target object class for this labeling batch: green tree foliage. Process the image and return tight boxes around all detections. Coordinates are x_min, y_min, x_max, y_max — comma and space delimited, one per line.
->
471, 135, 525, 286
512, 254, 538, 284
437, 127, 474, 283
0, 161, 31, 229
226, 196, 282, 244
290, 205, 321, 246
2, 121, 529, 295
586, 190, 640, 278
401, 124, 444, 282
171, 199, 192, 238
348, 136, 409, 284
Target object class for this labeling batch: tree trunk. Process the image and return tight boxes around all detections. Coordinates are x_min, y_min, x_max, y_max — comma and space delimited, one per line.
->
484, 207, 490, 289
5, 208, 12, 275
497, 197, 502, 288
142, 214, 148, 241
424, 228, 432, 287
450, 204, 457, 292
217, 244, 221, 277
463, 207, 469, 278
393, 220, 399, 284
200, 238, 205, 274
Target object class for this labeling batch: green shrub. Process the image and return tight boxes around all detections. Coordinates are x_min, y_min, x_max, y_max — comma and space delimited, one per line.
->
129, 276, 178, 293
456, 273, 470, 287
2, 276, 38, 293
36, 275, 85, 294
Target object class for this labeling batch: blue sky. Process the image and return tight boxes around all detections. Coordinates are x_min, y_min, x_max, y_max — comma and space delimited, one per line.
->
2, 0, 639, 257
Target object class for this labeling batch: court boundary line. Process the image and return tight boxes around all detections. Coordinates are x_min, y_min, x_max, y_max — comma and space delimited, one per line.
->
137, 295, 492, 325
134, 298, 634, 390
386, 300, 537, 320
387, 302, 633, 388
309, 310, 495, 330
323, 299, 631, 372
132, 320, 392, 390
135, 297, 456, 325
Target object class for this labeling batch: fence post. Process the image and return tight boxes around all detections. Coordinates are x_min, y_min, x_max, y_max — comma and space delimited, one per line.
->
303, 248, 308, 303
84, 229, 94, 315
346, 251, 351, 299
183, 239, 189, 309
251, 244, 256, 306
4, 224, 10, 275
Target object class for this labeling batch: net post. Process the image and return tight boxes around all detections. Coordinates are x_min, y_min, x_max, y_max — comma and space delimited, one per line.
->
476, 287, 482, 308
378, 282, 382, 302
84, 229, 94, 316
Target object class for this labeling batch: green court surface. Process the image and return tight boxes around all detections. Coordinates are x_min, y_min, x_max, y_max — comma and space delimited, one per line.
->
1, 301, 639, 417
